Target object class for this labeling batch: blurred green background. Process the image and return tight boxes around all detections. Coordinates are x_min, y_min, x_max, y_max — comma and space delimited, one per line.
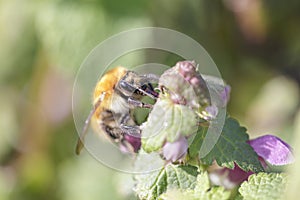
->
0, 0, 299, 199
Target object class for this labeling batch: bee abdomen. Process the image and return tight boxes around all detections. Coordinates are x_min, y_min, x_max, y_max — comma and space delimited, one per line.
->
102, 124, 123, 141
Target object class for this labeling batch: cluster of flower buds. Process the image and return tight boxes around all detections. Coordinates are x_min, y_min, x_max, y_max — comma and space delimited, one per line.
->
137, 60, 232, 163
160, 60, 231, 122
159, 60, 211, 109
157, 60, 228, 162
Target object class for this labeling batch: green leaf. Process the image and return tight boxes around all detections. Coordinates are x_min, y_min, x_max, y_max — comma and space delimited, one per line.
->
199, 117, 264, 172
141, 98, 198, 152
239, 173, 287, 200
134, 164, 199, 200
159, 172, 230, 200
188, 126, 207, 158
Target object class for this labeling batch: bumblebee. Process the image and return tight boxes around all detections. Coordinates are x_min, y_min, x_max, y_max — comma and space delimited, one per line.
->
76, 67, 158, 155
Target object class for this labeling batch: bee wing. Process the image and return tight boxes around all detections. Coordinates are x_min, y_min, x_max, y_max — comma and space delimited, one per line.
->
75, 92, 106, 155
75, 108, 96, 155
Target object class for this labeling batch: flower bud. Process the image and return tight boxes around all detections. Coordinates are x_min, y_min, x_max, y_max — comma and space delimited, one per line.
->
159, 61, 211, 109
162, 136, 188, 162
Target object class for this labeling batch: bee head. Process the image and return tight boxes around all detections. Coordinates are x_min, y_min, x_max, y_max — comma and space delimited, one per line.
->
117, 71, 158, 99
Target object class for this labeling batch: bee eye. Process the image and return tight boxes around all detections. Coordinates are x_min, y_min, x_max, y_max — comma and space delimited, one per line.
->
119, 80, 127, 88
119, 80, 135, 93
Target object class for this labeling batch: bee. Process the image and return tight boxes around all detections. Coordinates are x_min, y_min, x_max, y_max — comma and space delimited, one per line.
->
75, 66, 159, 155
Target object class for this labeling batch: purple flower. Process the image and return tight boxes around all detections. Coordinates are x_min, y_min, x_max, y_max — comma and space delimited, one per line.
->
220, 85, 231, 107
159, 60, 212, 110
210, 164, 254, 189
177, 60, 197, 81
248, 134, 294, 165
210, 134, 294, 188
176, 61, 207, 91
122, 134, 141, 153
203, 105, 219, 120
163, 136, 188, 162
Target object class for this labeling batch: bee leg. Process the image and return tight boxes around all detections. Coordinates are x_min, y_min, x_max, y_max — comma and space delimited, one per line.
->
120, 124, 141, 137
141, 83, 159, 98
119, 113, 131, 125
127, 97, 153, 108
119, 80, 158, 99
102, 125, 123, 141
141, 74, 160, 98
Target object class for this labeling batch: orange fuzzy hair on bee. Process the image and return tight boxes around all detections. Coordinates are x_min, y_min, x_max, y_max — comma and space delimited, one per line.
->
93, 67, 127, 117
75, 67, 127, 155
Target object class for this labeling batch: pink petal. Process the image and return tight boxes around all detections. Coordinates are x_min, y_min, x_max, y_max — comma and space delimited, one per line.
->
124, 134, 141, 153
248, 134, 294, 166
210, 164, 254, 189
163, 136, 188, 162
204, 105, 219, 120
220, 85, 231, 107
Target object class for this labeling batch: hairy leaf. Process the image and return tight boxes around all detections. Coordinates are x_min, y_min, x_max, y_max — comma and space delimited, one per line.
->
159, 172, 230, 200
134, 164, 199, 200
199, 117, 264, 172
239, 173, 287, 200
141, 98, 198, 152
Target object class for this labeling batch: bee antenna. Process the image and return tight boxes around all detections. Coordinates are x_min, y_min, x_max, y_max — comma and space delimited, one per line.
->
75, 92, 106, 155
